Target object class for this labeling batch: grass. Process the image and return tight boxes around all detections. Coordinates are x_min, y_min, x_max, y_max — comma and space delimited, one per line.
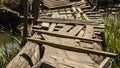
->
104, 13, 120, 68
0, 32, 21, 68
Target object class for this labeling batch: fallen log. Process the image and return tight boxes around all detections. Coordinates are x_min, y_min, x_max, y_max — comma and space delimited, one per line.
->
6, 33, 42, 68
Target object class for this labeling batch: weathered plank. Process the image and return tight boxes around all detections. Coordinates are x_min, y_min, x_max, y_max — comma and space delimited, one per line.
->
32, 26, 41, 29
33, 29, 102, 42
68, 25, 84, 36
60, 25, 96, 67
49, 23, 56, 32
99, 57, 113, 68
42, 23, 65, 68
27, 38, 117, 59
41, 22, 50, 29
43, 0, 86, 9
65, 8, 74, 19
84, 25, 94, 38
34, 24, 97, 67
51, 56, 94, 68
71, 6, 81, 20
56, 24, 65, 28
59, 8, 68, 19
41, 25, 74, 68
80, 25, 94, 48
77, 7, 89, 20
37, 17, 102, 25
43, 0, 70, 8
58, 25, 73, 32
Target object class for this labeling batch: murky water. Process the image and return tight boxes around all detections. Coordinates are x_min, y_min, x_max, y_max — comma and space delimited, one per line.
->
0, 32, 21, 67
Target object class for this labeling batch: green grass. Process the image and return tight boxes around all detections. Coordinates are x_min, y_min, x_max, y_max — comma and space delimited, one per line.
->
104, 15, 120, 68
0, 32, 21, 68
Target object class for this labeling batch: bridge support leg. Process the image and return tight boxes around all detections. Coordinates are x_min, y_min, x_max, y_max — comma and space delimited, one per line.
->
23, 0, 28, 44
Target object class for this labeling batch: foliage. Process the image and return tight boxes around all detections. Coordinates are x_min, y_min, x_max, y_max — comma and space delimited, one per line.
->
0, 32, 21, 68
104, 14, 120, 68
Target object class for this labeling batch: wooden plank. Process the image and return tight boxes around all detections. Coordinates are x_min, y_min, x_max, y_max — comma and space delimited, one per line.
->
54, 28, 60, 31
37, 18, 102, 25
27, 38, 117, 59
94, 26, 105, 29
60, 26, 96, 67
41, 25, 74, 68
51, 12, 60, 18
41, 23, 63, 68
43, 0, 70, 8
99, 57, 113, 68
32, 26, 41, 29
84, 25, 94, 39
58, 25, 73, 33
88, 17, 103, 19
51, 56, 94, 68
65, 8, 74, 19
87, 14, 102, 17
49, 23, 56, 31
80, 5, 91, 9
82, 9, 91, 12
56, 24, 65, 28
78, 30, 84, 37
59, 9, 68, 19
41, 22, 50, 29
40, 25, 96, 67
77, 7, 89, 20
41, 13, 69, 67
33, 29, 102, 42
41, 9, 71, 14
86, 12, 100, 14
68, 25, 84, 36
43, 1, 86, 9
71, 6, 81, 20
80, 25, 94, 48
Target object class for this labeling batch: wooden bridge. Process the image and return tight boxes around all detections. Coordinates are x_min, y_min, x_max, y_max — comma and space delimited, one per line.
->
7, 0, 117, 68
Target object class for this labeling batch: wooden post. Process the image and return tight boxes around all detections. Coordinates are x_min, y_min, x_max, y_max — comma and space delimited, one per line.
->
33, 0, 40, 24
23, 0, 28, 43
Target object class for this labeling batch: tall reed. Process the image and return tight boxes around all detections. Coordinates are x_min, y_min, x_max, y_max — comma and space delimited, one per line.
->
104, 13, 120, 68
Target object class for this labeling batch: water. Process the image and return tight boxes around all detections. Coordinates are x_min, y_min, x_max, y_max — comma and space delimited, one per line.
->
0, 32, 21, 67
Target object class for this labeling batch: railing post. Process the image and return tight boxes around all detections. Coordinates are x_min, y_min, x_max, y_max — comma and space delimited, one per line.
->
23, 0, 28, 43
33, 0, 40, 24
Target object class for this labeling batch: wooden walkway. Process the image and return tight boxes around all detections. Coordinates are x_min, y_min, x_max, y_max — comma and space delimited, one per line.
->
7, 0, 117, 68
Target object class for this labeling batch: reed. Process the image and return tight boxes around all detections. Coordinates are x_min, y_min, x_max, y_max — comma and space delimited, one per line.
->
104, 13, 120, 68
0, 32, 21, 68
